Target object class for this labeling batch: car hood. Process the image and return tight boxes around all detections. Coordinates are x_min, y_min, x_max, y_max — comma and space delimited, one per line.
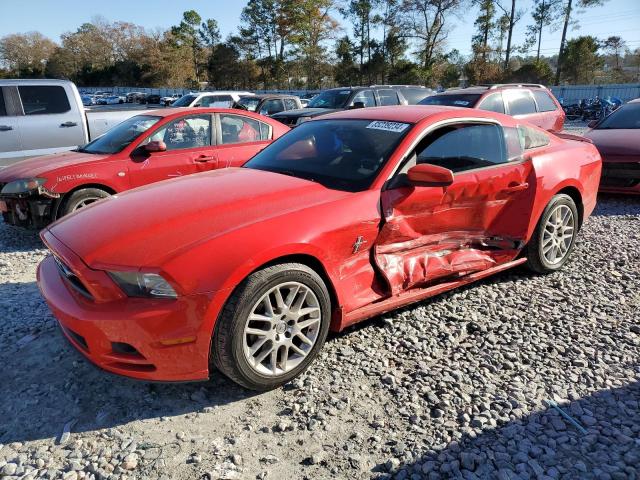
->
47, 168, 350, 268
272, 108, 339, 118
584, 129, 640, 157
0, 151, 109, 183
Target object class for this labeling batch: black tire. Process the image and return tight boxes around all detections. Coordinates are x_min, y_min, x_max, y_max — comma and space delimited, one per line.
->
212, 263, 331, 391
60, 188, 111, 218
525, 194, 579, 274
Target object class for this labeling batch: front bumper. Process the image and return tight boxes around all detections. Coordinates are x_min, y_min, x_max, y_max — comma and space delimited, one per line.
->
37, 254, 218, 382
0, 187, 59, 228
599, 158, 640, 194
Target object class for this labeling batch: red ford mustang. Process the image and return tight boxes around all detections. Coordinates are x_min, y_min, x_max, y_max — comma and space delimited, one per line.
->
37, 106, 601, 390
584, 98, 640, 194
0, 108, 289, 228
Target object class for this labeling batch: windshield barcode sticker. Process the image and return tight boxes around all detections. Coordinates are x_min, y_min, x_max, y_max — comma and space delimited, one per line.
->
366, 121, 409, 133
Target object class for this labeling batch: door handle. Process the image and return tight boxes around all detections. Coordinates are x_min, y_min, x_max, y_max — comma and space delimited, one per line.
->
195, 155, 216, 163
60, 121, 78, 128
0, 125, 13, 131
502, 182, 529, 194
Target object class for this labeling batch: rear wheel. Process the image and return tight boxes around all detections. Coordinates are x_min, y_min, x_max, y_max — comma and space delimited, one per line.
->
60, 188, 111, 218
212, 263, 331, 391
526, 194, 579, 273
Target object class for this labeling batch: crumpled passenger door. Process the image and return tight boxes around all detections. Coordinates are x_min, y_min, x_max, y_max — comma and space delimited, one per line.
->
373, 123, 536, 296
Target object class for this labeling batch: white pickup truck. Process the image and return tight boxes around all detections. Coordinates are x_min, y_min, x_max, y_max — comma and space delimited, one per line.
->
0, 79, 145, 166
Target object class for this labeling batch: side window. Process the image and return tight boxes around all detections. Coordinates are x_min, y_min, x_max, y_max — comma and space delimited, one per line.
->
504, 127, 524, 160
18, 86, 71, 115
259, 99, 285, 115
532, 90, 558, 112
212, 95, 234, 108
352, 90, 376, 107
284, 98, 298, 110
146, 115, 212, 151
478, 93, 505, 114
0, 90, 6, 116
414, 123, 507, 173
518, 125, 550, 149
377, 89, 400, 106
506, 92, 537, 116
220, 114, 270, 144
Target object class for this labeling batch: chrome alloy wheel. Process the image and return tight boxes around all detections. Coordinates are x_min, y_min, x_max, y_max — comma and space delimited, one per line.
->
72, 197, 102, 211
541, 204, 575, 265
243, 282, 321, 376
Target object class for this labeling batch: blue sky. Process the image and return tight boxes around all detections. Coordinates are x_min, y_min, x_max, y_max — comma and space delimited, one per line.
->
1, 0, 639, 57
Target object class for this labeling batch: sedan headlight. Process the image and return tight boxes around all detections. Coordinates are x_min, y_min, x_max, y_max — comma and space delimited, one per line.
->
108, 271, 177, 298
295, 116, 311, 125
1, 178, 47, 195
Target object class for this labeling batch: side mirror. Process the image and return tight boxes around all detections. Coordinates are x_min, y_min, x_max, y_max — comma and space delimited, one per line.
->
587, 120, 598, 128
407, 163, 454, 187
145, 140, 167, 153
350, 101, 366, 109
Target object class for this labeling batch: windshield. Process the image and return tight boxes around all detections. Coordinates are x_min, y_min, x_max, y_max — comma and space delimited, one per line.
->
244, 119, 411, 192
419, 94, 481, 108
307, 90, 352, 109
80, 115, 161, 154
596, 103, 640, 129
237, 97, 260, 112
171, 94, 198, 107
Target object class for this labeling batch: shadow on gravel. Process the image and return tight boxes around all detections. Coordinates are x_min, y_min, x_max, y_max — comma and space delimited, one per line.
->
593, 194, 640, 217
0, 220, 43, 253
0, 280, 261, 445
380, 381, 640, 479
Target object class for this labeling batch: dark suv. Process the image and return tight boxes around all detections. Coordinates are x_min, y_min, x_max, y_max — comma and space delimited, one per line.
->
272, 85, 433, 127
234, 94, 302, 117
419, 84, 565, 132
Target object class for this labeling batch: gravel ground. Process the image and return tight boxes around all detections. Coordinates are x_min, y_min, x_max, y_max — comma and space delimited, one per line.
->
1, 151, 639, 478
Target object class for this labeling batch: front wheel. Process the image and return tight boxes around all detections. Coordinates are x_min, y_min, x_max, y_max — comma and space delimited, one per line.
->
60, 188, 111, 218
212, 263, 331, 391
525, 194, 579, 273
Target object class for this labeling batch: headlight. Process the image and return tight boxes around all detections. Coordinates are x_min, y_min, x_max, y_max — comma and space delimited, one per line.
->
295, 117, 311, 125
1, 178, 47, 195
108, 271, 177, 298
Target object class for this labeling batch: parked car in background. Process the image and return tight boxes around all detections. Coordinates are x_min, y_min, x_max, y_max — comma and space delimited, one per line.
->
0, 108, 289, 228
80, 94, 94, 106
172, 91, 254, 109
234, 94, 302, 116
36, 106, 600, 388
100, 94, 125, 105
584, 98, 640, 194
161, 94, 182, 106
144, 93, 162, 105
419, 84, 565, 132
126, 92, 145, 103
299, 98, 311, 107
271, 85, 433, 126
0, 79, 145, 165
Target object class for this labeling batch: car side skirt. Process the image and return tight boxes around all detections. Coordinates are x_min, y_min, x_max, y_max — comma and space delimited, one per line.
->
339, 257, 527, 330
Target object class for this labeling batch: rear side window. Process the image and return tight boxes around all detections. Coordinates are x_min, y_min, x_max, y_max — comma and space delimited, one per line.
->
18, 86, 71, 115
220, 114, 270, 144
415, 123, 507, 172
518, 125, 550, 149
352, 90, 376, 107
400, 88, 432, 105
532, 90, 558, 112
507, 92, 537, 116
0, 90, 6, 116
377, 89, 400, 106
201, 95, 234, 108
284, 98, 298, 110
478, 93, 505, 114
259, 99, 285, 115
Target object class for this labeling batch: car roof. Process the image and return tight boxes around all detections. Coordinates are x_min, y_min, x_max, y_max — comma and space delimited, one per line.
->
629, 98, 640, 104
141, 107, 278, 120
242, 94, 297, 100
316, 105, 498, 123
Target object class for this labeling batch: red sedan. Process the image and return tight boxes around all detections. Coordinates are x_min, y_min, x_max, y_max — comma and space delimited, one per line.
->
584, 98, 640, 194
0, 108, 289, 227
37, 106, 601, 390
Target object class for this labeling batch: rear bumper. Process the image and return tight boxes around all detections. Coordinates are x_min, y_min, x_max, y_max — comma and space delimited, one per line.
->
37, 255, 216, 382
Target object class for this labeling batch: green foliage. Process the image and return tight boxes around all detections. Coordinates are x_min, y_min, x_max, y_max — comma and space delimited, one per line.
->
562, 35, 603, 84
506, 60, 554, 83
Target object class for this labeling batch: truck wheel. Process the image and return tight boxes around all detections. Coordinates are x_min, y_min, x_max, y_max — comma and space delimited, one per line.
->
526, 194, 579, 274
60, 188, 110, 218
212, 263, 331, 391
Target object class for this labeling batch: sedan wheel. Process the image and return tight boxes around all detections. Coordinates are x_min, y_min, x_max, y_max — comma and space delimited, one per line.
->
526, 194, 579, 273
60, 188, 111, 218
243, 282, 321, 376
212, 263, 331, 391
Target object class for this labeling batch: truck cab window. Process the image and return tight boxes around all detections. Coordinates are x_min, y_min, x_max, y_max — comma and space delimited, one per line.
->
18, 86, 71, 115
